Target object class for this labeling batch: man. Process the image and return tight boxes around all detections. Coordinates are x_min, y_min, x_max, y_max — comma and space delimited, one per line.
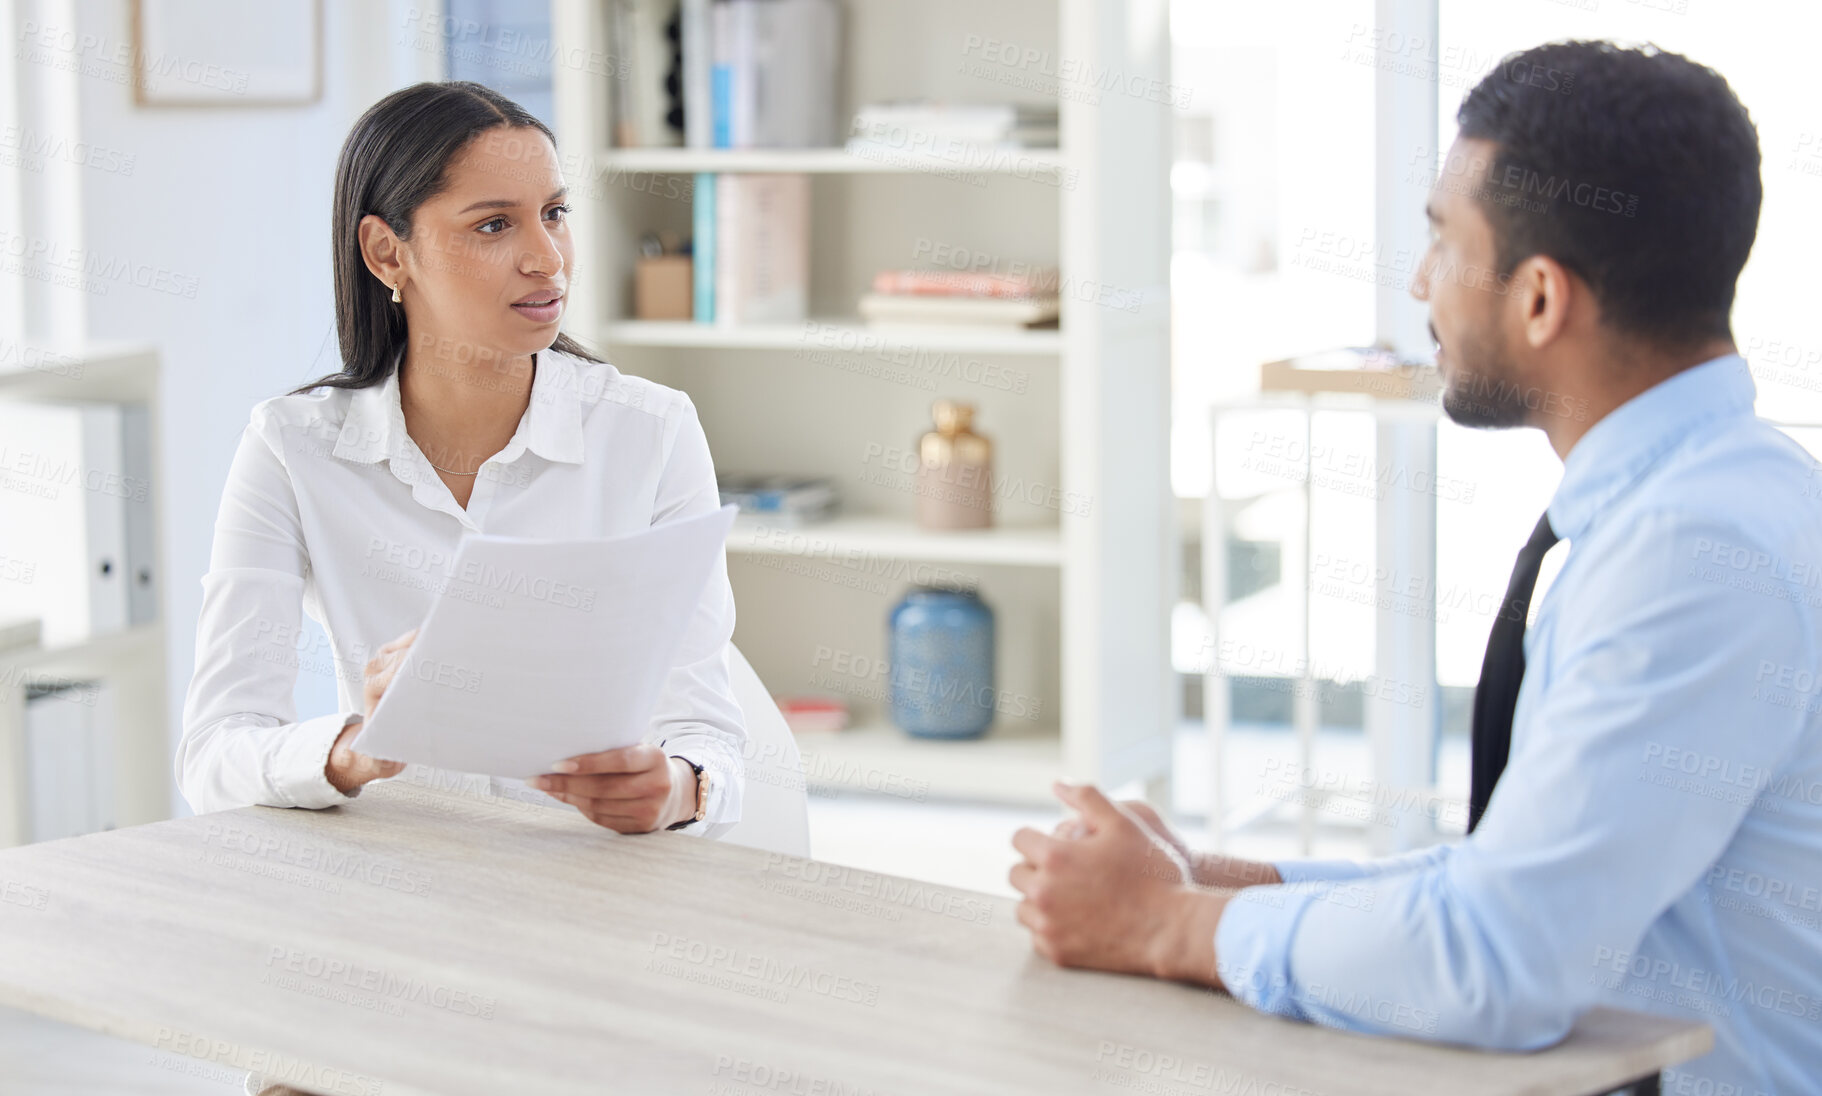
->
1011, 40, 1821, 1095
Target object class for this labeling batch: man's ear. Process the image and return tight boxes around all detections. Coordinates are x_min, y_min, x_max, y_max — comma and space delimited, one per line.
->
1511, 254, 1575, 350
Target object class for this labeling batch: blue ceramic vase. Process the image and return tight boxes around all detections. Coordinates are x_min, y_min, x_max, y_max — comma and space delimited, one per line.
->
888, 586, 995, 739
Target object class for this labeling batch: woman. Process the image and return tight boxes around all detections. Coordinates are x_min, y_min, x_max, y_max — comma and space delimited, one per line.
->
176, 82, 745, 837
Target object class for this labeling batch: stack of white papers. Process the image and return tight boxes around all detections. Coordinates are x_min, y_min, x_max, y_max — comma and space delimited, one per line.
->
352, 504, 738, 779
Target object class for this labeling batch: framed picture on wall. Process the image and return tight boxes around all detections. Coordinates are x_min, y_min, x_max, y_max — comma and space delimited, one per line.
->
131, 0, 322, 107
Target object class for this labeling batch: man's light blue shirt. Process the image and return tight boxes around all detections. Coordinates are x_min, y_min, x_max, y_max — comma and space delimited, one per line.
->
1215, 355, 1822, 1094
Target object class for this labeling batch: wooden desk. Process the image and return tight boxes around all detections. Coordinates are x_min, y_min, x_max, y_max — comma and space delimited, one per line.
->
0, 781, 1709, 1095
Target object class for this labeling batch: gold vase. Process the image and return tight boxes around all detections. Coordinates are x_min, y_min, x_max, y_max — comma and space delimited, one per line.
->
915, 399, 993, 530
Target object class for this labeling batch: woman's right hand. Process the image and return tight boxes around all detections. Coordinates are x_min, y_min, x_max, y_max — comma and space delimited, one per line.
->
325, 628, 417, 795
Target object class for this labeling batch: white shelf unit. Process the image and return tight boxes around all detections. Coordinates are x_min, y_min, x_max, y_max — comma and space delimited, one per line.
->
603, 319, 1065, 355
0, 344, 170, 847
553, 0, 1174, 805
729, 516, 1064, 568
600, 147, 1073, 176
798, 719, 1066, 803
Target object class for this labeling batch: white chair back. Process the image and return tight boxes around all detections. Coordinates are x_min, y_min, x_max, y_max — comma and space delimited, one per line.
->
719, 643, 810, 858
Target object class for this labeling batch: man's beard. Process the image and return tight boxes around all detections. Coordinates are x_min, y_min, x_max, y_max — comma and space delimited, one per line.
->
1440, 329, 1531, 429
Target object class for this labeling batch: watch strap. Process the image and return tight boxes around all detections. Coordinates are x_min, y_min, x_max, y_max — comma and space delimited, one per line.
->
665, 756, 707, 830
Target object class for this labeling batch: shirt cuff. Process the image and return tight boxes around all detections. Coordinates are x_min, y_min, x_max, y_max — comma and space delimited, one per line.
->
1215, 883, 1324, 1020
270, 711, 363, 809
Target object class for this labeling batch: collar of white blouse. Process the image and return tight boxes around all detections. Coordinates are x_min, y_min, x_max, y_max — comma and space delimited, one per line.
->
332, 346, 587, 467
329, 346, 588, 527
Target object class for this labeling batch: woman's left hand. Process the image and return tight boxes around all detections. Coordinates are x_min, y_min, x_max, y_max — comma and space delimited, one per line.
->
527, 745, 698, 833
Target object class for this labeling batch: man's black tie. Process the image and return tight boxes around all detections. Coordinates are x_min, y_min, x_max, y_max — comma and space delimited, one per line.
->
1467, 512, 1560, 833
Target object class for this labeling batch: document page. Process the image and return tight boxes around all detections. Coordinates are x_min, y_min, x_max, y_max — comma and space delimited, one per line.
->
351, 504, 738, 779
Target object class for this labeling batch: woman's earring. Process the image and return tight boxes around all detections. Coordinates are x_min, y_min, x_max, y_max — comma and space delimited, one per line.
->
391, 282, 402, 303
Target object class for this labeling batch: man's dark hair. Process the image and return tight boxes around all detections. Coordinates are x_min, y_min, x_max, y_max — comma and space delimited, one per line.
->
1457, 40, 1761, 347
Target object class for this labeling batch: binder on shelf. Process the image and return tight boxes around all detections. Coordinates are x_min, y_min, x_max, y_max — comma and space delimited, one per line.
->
0, 399, 154, 646
121, 403, 158, 626
703, 0, 840, 150
744, 0, 840, 148
24, 680, 115, 843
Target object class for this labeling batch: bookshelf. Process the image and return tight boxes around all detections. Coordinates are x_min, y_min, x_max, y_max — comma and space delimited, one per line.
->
799, 718, 1065, 802
0, 344, 170, 847
728, 515, 1065, 568
603, 319, 1064, 355
553, 0, 1174, 806
601, 147, 1072, 176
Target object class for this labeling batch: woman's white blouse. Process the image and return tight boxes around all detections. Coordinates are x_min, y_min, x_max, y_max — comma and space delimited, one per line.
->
176, 347, 746, 837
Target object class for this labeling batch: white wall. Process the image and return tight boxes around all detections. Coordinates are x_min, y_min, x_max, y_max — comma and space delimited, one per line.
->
63, 0, 438, 813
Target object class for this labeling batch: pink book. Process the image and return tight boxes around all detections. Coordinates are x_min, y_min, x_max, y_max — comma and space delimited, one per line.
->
871, 267, 1060, 299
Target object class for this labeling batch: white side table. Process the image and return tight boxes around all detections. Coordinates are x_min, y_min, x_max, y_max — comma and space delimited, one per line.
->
1203, 389, 1446, 855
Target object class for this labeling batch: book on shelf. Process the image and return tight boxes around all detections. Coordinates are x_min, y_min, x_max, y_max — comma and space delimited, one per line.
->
858, 293, 1060, 330
680, 0, 714, 149
709, 0, 749, 148
871, 266, 1060, 299
692, 172, 716, 320
620, 0, 840, 150
607, 0, 683, 148
848, 101, 1060, 151
775, 695, 849, 734
0, 400, 157, 647
682, 0, 828, 324
862, 254, 1062, 328
719, 474, 838, 526
713, 174, 810, 324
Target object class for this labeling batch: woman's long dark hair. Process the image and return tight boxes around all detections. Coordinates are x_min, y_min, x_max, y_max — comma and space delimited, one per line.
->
293, 81, 600, 395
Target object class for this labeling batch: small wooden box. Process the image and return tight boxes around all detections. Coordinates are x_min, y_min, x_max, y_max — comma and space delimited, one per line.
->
634, 255, 693, 321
